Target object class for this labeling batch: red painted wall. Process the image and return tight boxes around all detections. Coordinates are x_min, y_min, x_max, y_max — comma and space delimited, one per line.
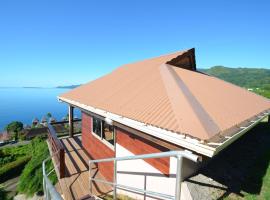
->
116, 127, 170, 175
81, 112, 170, 181
81, 112, 115, 182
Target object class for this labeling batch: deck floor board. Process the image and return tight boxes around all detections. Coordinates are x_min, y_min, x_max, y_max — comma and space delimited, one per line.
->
49, 135, 112, 200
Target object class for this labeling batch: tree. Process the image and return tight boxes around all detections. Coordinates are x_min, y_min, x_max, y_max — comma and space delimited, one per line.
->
46, 112, 52, 118
5, 121, 23, 140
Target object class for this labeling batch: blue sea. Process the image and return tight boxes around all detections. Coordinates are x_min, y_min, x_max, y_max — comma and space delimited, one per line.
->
0, 88, 81, 131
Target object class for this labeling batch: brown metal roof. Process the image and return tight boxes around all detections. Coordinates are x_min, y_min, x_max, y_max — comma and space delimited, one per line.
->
59, 48, 270, 141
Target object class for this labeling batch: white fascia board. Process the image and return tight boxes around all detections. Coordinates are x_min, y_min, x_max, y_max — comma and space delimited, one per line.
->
58, 97, 216, 157
58, 96, 270, 158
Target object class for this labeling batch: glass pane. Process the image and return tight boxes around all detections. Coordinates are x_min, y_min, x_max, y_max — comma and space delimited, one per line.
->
102, 122, 114, 146
92, 117, 102, 137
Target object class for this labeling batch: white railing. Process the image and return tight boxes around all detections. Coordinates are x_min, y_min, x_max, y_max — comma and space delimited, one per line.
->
42, 153, 63, 200
89, 150, 199, 200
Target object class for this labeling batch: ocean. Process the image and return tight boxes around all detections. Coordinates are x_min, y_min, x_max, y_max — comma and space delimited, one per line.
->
0, 88, 81, 131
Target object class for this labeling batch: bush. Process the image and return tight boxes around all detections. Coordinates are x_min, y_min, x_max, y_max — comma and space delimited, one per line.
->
0, 154, 16, 167
0, 155, 31, 182
0, 185, 8, 200
17, 137, 57, 196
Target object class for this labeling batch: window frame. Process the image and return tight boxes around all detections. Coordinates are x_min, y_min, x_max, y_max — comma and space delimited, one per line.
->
91, 116, 115, 150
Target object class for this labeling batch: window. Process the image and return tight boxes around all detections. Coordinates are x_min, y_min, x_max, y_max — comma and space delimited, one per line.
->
92, 117, 102, 137
102, 122, 114, 145
92, 116, 115, 148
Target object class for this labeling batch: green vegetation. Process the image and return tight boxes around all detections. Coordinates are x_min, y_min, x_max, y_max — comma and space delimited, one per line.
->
5, 121, 24, 141
104, 194, 134, 200
0, 137, 56, 198
0, 156, 31, 182
17, 137, 56, 196
0, 143, 32, 199
201, 66, 270, 98
0, 184, 8, 200
0, 144, 31, 182
47, 112, 52, 118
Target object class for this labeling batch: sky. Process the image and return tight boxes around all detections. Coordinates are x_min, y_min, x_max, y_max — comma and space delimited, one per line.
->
0, 0, 269, 87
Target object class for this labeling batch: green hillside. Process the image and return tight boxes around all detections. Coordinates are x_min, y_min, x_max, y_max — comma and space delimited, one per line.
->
200, 66, 270, 98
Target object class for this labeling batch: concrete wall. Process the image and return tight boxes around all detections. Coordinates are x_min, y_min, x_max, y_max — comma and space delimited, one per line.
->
116, 144, 198, 199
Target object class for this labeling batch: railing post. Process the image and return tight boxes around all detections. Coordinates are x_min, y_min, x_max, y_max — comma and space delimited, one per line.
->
69, 105, 74, 137
59, 148, 65, 178
89, 161, 93, 194
113, 160, 117, 200
175, 155, 183, 200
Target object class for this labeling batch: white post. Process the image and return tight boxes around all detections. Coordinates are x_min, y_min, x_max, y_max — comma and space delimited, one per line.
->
175, 155, 183, 200
113, 160, 117, 200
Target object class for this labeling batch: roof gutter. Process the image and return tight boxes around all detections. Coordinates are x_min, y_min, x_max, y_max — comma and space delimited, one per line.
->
212, 112, 269, 156
58, 97, 216, 157
58, 97, 269, 158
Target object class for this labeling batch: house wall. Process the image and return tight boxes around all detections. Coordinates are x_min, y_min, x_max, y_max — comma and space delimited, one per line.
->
81, 112, 115, 182
81, 112, 199, 199
116, 127, 170, 174
115, 127, 199, 199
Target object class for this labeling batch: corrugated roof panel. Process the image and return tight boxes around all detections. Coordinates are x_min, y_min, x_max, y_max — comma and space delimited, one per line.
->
60, 48, 270, 141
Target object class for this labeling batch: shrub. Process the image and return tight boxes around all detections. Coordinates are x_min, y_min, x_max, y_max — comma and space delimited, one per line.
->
17, 137, 57, 196
0, 185, 8, 200
0, 155, 31, 182
0, 154, 16, 167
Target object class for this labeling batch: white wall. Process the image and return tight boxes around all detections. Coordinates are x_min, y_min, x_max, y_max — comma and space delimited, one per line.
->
116, 143, 199, 200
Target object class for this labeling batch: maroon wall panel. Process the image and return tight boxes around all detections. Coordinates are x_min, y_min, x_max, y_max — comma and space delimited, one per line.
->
81, 112, 115, 181
116, 127, 170, 175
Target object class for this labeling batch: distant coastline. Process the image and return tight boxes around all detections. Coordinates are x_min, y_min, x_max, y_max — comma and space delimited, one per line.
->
56, 84, 81, 89
0, 84, 81, 89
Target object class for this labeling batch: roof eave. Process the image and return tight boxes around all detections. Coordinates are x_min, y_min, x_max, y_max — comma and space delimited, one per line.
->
58, 96, 216, 157
58, 96, 270, 158
211, 112, 269, 156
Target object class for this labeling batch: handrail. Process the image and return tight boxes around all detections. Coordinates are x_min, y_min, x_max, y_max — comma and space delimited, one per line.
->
89, 150, 199, 200
42, 152, 63, 200
47, 124, 64, 149
47, 124, 65, 178
50, 118, 81, 125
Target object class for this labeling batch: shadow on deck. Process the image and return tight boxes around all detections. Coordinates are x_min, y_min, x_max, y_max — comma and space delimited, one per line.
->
51, 135, 112, 200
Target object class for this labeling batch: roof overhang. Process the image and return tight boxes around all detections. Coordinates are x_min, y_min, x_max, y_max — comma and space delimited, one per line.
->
58, 96, 270, 158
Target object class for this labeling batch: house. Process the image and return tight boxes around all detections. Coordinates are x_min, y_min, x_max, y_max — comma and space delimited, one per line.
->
44, 48, 270, 200
0, 130, 11, 144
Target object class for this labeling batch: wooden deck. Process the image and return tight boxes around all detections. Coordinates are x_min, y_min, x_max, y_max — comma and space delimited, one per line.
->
49, 135, 112, 200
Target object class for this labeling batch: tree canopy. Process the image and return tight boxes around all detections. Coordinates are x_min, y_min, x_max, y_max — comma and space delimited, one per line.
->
5, 121, 23, 133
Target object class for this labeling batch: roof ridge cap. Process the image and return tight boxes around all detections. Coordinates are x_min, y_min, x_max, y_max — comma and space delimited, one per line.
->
159, 64, 221, 139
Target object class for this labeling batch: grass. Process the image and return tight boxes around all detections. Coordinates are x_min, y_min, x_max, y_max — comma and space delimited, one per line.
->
103, 194, 134, 200
0, 143, 32, 182
0, 184, 8, 200
17, 137, 57, 196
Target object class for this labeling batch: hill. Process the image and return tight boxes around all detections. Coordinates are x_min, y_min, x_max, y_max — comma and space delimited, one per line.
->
200, 66, 270, 98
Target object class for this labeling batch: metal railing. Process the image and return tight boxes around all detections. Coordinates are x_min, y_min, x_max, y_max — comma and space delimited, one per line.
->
42, 152, 63, 200
89, 150, 199, 200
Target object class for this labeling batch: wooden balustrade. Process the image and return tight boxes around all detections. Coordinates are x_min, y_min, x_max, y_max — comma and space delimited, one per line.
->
47, 124, 65, 178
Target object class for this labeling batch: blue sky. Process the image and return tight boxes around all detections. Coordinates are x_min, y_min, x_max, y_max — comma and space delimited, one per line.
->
0, 0, 269, 87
